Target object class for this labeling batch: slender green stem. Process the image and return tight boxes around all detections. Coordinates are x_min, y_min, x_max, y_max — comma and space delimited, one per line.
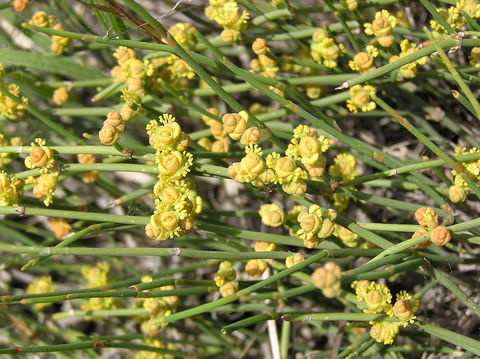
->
0, 243, 292, 259
415, 321, 480, 355
161, 251, 329, 323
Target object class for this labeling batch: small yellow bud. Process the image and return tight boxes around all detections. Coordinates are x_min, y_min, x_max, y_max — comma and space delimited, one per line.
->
120, 104, 135, 121
197, 137, 213, 151
219, 281, 238, 297
392, 300, 412, 320
303, 237, 321, 249
105, 111, 125, 132
26, 275, 55, 309
114, 46, 136, 65
47, 217, 72, 240
252, 38, 268, 55
211, 138, 230, 153
52, 87, 69, 106
0, 171, 23, 206
240, 127, 261, 145
282, 180, 307, 195
351, 52, 374, 72
259, 203, 285, 227
254, 240, 276, 252
26, 146, 54, 169
240, 153, 264, 175
99, 124, 119, 146
449, 185, 466, 203
210, 120, 228, 139
285, 253, 304, 268
370, 321, 399, 345
412, 228, 430, 248
318, 218, 335, 238
414, 207, 438, 228
298, 212, 322, 234
429, 225, 451, 246
372, 17, 392, 37
221, 29, 240, 43
222, 113, 247, 141
201, 107, 219, 126
311, 262, 341, 298
32, 172, 58, 206
13, 0, 29, 12
245, 259, 268, 278
306, 84, 322, 99
168, 23, 197, 46
275, 156, 296, 178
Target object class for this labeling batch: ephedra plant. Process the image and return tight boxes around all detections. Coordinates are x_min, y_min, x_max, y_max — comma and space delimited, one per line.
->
0, 0, 480, 358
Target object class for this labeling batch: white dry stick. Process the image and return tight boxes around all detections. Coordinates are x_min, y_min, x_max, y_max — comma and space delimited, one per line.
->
262, 268, 281, 359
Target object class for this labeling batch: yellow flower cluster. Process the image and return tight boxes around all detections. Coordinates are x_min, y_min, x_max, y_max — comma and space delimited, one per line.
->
214, 261, 238, 297
296, 204, 337, 248
348, 46, 378, 73
250, 54, 279, 79
259, 203, 285, 227
25, 138, 56, 173
285, 253, 304, 268
135, 339, 176, 359
80, 262, 116, 314
341, 0, 358, 11
23, 138, 58, 206
364, 10, 396, 47
138, 276, 179, 335
99, 111, 125, 146
52, 87, 69, 106
286, 125, 330, 179
47, 217, 72, 240
202, 109, 260, 153
412, 207, 451, 247
77, 153, 98, 183
352, 280, 420, 344
228, 124, 333, 196
166, 23, 197, 46
329, 153, 357, 211
469, 47, 480, 68
245, 240, 276, 278
250, 39, 277, 79
0, 64, 28, 120
430, 0, 480, 34
26, 275, 56, 310
29, 11, 70, 54
205, 0, 249, 42
449, 147, 480, 203
110, 47, 152, 116
27, 172, 59, 207
389, 40, 427, 79
334, 224, 359, 248
153, 55, 195, 83
145, 114, 201, 241
310, 29, 345, 69
311, 262, 341, 298
346, 85, 376, 113
13, 0, 29, 12
0, 133, 22, 168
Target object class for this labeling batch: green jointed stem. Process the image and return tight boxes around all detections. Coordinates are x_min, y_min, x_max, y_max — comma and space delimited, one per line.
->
415, 321, 480, 355
343, 152, 480, 187
15, 286, 211, 306
161, 251, 329, 323
0, 87, 78, 144
21, 223, 120, 271
0, 243, 292, 260
426, 29, 480, 120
